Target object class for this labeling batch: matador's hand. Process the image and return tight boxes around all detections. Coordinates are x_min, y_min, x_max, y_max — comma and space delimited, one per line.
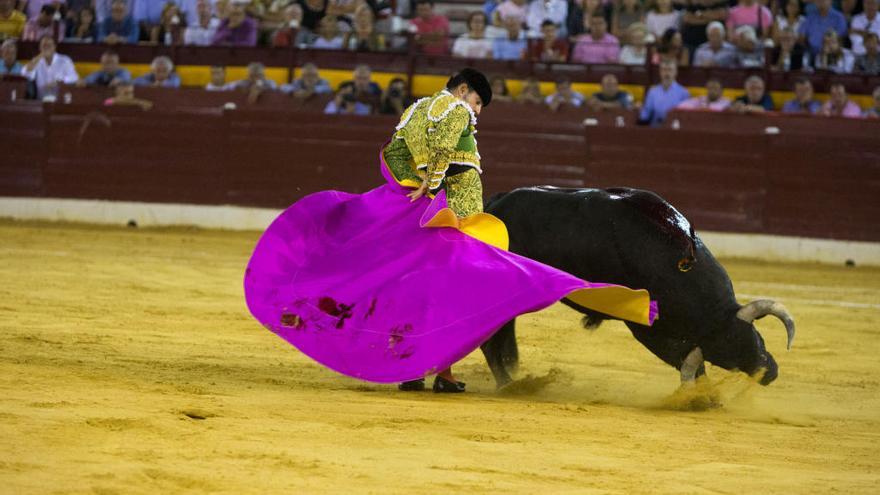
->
407, 182, 429, 202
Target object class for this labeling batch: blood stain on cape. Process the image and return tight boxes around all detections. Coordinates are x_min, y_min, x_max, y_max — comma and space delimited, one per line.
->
280, 313, 304, 330
317, 296, 354, 329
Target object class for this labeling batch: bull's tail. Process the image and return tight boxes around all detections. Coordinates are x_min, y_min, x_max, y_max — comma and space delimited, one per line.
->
561, 298, 609, 330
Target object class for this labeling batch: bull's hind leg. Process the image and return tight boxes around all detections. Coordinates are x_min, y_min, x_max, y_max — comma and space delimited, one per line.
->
481, 319, 518, 388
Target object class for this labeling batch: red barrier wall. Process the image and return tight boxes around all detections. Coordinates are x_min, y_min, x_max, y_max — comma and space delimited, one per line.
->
1, 98, 878, 242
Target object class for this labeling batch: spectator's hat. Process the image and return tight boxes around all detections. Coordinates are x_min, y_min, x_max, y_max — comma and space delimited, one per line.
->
457, 67, 492, 107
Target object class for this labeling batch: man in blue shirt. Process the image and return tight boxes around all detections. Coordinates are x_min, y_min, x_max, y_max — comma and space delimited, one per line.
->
324, 81, 372, 115
98, 0, 140, 44
492, 17, 526, 61
639, 61, 690, 126
782, 78, 821, 114
798, 0, 847, 56
0, 39, 23, 75
82, 51, 131, 87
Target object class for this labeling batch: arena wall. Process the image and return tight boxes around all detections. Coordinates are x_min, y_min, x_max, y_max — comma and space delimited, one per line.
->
1, 97, 878, 266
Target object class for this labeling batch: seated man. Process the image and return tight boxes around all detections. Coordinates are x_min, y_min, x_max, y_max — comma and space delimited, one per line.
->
546, 77, 585, 111
492, 17, 527, 60
230, 62, 278, 103
81, 51, 131, 87
411, 0, 450, 56
22, 5, 65, 42
205, 65, 230, 91
0, 39, 23, 76
528, 20, 569, 62
211, 1, 257, 47
571, 14, 620, 64
98, 0, 139, 44
230, 62, 278, 91
0, 0, 27, 40
588, 74, 633, 111
781, 78, 821, 114
324, 81, 371, 115
730, 75, 774, 113
516, 77, 544, 104
798, 0, 847, 57
281, 63, 332, 98
820, 82, 862, 117
693, 22, 736, 68
380, 78, 414, 116
22, 35, 78, 98
733, 25, 763, 68
133, 56, 181, 88
676, 78, 731, 111
103, 82, 152, 110
855, 33, 880, 75
343, 64, 382, 110
272, 4, 308, 47
638, 60, 690, 126
184, 0, 220, 46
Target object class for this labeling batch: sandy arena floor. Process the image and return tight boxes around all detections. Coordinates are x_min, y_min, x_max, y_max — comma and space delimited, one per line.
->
1, 220, 878, 494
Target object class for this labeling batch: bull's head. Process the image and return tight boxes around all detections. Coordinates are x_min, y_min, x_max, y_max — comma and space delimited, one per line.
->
682, 300, 796, 385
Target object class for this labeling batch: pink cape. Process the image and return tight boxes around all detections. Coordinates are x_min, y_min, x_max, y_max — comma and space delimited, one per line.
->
244, 153, 658, 383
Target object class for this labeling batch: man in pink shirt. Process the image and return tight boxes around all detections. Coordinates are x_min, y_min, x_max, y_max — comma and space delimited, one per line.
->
571, 14, 620, 64
821, 82, 863, 117
676, 78, 731, 111
411, 0, 450, 56
726, 0, 773, 40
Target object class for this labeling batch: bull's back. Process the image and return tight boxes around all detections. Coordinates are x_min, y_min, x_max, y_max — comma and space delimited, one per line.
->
487, 186, 737, 327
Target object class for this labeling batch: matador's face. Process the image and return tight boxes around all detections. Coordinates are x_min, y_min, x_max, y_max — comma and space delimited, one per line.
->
453, 83, 482, 115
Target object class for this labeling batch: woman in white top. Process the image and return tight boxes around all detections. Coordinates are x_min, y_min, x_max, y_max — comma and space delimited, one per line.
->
310, 14, 345, 49
452, 11, 494, 59
814, 29, 855, 73
772, 0, 804, 43
619, 22, 650, 64
645, 0, 680, 38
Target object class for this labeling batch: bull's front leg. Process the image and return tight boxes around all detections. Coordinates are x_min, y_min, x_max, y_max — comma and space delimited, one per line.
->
480, 319, 518, 388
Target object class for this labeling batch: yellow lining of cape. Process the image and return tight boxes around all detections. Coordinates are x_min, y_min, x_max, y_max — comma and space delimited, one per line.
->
422, 207, 510, 251
565, 286, 654, 326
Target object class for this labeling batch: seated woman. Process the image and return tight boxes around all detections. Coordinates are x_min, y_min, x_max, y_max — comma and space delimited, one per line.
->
452, 11, 494, 59
812, 29, 855, 74
652, 28, 690, 66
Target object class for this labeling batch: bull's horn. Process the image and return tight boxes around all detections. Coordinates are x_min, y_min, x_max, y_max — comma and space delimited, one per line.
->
737, 300, 796, 350
680, 347, 703, 383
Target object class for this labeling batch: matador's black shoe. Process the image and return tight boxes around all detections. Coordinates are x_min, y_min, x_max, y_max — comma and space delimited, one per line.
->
432, 376, 466, 393
398, 379, 426, 391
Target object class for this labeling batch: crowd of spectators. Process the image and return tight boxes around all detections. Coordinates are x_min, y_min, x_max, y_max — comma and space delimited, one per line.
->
0, 0, 878, 120
0, 0, 875, 74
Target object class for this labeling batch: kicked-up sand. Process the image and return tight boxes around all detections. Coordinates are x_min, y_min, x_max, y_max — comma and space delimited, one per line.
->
1, 220, 878, 494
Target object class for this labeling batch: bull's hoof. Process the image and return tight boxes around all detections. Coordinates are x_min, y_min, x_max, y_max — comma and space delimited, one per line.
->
664, 380, 723, 411
497, 368, 565, 396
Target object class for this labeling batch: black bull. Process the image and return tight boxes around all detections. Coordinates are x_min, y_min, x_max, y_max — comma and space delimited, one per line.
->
480, 186, 796, 388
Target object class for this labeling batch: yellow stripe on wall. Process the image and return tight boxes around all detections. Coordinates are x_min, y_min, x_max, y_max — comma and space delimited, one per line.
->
73, 62, 872, 108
